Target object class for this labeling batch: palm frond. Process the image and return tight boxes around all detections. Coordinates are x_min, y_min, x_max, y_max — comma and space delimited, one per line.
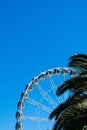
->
51, 108, 87, 130
69, 54, 87, 71
49, 94, 87, 120
70, 54, 87, 60
50, 54, 87, 130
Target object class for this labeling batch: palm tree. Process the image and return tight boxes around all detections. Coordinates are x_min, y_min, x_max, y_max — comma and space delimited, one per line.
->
49, 54, 87, 130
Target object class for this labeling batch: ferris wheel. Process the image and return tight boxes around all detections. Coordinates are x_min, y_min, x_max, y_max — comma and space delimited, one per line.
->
15, 67, 78, 130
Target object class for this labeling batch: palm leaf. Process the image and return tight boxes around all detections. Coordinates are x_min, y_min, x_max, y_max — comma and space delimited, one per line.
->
50, 97, 87, 130
50, 54, 87, 130
49, 93, 87, 120
69, 54, 87, 71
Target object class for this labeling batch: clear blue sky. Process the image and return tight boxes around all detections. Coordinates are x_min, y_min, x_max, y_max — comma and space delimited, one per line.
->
0, 0, 87, 130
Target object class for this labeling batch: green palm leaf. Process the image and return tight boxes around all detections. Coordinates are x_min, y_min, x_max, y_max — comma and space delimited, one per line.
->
50, 54, 87, 130
69, 54, 87, 71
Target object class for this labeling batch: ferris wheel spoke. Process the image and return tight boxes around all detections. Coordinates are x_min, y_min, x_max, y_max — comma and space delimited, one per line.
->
38, 85, 57, 108
26, 98, 52, 113
49, 78, 63, 103
49, 78, 57, 91
49, 78, 65, 103
23, 116, 53, 122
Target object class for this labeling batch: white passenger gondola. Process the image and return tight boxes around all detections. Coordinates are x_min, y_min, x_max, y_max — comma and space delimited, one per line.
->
62, 68, 68, 76
70, 69, 77, 77
46, 69, 53, 77
38, 72, 46, 80
54, 68, 60, 76
26, 83, 33, 92
32, 77, 38, 86
16, 111, 22, 120
15, 122, 23, 130
21, 92, 28, 100
17, 101, 24, 109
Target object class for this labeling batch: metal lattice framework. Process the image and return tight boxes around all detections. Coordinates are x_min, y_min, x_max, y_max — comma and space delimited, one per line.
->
15, 67, 78, 130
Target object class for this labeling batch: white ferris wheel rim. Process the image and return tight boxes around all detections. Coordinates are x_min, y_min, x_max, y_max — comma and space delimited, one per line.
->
15, 67, 78, 130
